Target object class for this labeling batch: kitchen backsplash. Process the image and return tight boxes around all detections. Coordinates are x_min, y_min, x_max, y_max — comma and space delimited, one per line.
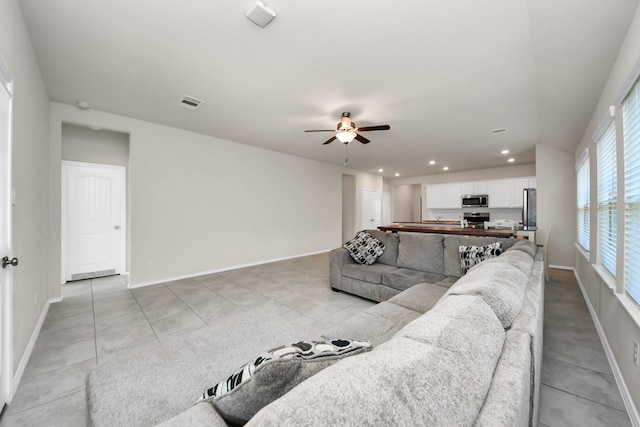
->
425, 208, 522, 222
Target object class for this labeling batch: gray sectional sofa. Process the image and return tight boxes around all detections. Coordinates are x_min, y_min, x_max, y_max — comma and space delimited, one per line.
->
86, 232, 544, 427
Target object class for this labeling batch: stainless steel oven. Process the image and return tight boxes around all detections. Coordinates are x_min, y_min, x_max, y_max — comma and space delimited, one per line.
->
461, 194, 488, 208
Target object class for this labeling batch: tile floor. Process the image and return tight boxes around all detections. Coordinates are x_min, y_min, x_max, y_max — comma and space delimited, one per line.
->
539, 269, 631, 426
0, 254, 633, 426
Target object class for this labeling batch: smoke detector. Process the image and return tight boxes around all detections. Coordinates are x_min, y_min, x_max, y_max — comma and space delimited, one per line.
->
178, 95, 204, 111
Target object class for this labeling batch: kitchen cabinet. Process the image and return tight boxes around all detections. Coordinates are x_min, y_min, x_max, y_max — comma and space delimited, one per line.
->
461, 181, 488, 195
426, 183, 461, 209
509, 179, 530, 208
487, 181, 512, 208
427, 177, 534, 209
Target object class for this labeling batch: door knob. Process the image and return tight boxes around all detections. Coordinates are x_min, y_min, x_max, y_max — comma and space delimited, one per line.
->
2, 256, 18, 269
114, 225, 121, 230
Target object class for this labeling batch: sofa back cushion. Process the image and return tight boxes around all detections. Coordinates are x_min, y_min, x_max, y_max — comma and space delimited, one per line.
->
446, 260, 529, 328
366, 230, 399, 266
248, 295, 504, 427
505, 239, 538, 258
481, 250, 534, 277
396, 233, 444, 274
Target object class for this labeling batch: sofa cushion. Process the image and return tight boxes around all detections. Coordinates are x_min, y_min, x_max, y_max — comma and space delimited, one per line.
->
387, 283, 448, 313
382, 268, 446, 291
459, 242, 503, 275
199, 339, 371, 424
482, 250, 534, 277
250, 295, 505, 427
341, 263, 398, 284
397, 233, 444, 274
366, 229, 399, 266
474, 330, 532, 427
321, 302, 421, 347
156, 403, 228, 427
344, 231, 386, 265
447, 262, 529, 328
444, 236, 498, 277
506, 239, 538, 258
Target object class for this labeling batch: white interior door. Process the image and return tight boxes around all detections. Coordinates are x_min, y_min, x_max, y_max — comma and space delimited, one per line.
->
63, 161, 125, 282
0, 56, 14, 409
362, 189, 382, 230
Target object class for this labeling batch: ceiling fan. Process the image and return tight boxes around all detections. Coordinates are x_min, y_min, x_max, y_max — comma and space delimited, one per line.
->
305, 112, 390, 145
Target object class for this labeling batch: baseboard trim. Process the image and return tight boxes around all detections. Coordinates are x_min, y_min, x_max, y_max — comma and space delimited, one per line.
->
573, 269, 640, 427
549, 263, 573, 271
129, 249, 331, 289
10, 300, 50, 400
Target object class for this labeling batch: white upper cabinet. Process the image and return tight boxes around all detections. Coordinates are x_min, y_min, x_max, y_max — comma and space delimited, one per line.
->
460, 181, 488, 195
487, 181, 512, 208
427, 176, 535, 209
509, 179, 530, 208
426, 183, 461, 209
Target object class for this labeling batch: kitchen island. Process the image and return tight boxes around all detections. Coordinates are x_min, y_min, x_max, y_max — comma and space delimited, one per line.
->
378, 224, 517, 238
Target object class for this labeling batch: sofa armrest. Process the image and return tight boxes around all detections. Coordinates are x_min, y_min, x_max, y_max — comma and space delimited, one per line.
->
330, 247, 354, 288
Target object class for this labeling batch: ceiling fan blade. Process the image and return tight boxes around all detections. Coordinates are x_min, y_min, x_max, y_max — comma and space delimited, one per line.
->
355, 134, 370, 144
305, 129, 334, 132
357, 125, 391, 132
322, 136, 337, 145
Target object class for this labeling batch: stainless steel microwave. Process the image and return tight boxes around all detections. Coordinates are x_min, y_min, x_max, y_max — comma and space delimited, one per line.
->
461, 194, 489, 208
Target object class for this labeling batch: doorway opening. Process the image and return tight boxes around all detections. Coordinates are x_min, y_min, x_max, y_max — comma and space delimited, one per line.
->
61, 124, 129, 284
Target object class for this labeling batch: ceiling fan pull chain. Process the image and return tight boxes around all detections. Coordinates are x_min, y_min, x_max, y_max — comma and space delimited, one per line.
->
344, 144, 349, 166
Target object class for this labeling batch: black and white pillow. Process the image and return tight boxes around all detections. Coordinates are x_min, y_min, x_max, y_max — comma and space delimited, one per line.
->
459, 242, 503, 275
344, 231, 386, 265
198, 339, 371, 424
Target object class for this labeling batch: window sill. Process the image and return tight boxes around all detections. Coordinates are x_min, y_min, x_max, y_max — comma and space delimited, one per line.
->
575, 243, 590, 261
591, 263, 616, 291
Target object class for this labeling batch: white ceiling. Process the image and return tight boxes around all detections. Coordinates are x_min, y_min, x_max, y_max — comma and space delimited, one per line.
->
17, 0, 639, 177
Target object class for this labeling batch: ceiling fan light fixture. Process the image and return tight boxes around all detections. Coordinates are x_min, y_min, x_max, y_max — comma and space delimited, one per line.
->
336, 130, 357, 144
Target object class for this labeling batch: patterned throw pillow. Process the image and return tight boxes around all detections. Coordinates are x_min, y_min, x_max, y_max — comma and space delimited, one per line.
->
198, 339, 371, 424
344, 231, 386, 265
459, 242, 503, 275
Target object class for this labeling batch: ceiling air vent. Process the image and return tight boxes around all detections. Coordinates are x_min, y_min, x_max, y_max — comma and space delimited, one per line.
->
178, 95, 204, 111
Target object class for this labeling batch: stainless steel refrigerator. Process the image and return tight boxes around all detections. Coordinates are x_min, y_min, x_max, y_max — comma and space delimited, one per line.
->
522, 188, 537, 230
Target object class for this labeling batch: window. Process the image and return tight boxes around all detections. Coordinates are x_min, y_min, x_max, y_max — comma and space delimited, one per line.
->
623, 77, 640, 304
596, 120, 617, 276
576, 149, 590, 252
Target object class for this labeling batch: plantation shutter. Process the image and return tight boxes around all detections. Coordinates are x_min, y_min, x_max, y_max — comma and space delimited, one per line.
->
623, 77, 640, 304
596, 121, 617, 276
576, 150, 590, 252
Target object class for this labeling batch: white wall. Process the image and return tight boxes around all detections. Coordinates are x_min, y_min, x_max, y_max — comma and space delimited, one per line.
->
62, 123, 129, 165
572, 3, 640, 420
535, 144, 575, 266
0, 0, 50, 383
49, 103, 345, 292
392, 184, 421, 222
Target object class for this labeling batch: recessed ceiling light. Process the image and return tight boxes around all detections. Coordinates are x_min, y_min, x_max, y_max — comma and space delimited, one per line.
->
395, 173, 400, 177
443, 166, 449, 171
429, 160, 436, 165
501, 149, 509, 155
508, 158, 515, 163
378, 168, 384, 173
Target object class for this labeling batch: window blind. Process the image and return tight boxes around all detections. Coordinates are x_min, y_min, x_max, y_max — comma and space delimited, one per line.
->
597, 121, 617, 276
623, 77, 640, 304
576, 150, 590, 252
